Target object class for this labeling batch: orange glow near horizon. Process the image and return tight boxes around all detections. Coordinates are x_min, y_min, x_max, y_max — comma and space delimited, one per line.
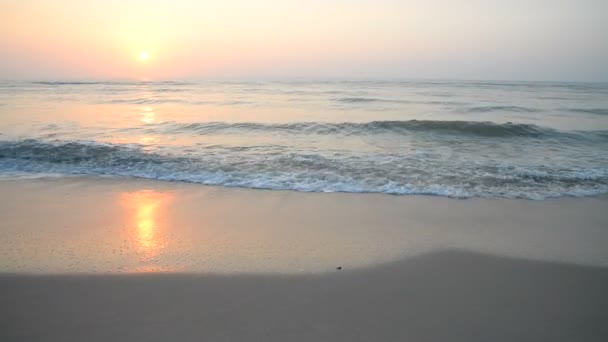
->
1, 1, 606, 81
121, 190, 174, 263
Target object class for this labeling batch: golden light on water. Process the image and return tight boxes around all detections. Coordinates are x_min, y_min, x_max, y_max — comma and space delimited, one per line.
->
140, 106, 155, 123
121, 190, 173, 262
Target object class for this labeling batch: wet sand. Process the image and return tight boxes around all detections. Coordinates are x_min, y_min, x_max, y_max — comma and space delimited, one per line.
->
1, 177, 607, 273
0, 177, 607, 341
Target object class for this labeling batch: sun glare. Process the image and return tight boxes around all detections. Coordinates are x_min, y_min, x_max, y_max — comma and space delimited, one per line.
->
139, 51, 149, 61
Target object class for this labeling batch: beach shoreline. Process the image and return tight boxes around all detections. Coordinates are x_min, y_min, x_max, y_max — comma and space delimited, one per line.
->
1, 176, 607, 341
1, 176, 607, 274
3, 0, 608, 339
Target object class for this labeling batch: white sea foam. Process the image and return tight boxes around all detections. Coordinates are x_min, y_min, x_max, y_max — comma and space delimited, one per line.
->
0, 137, 607, 199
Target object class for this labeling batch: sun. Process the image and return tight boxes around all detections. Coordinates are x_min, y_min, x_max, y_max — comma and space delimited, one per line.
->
139, 51, 149, 61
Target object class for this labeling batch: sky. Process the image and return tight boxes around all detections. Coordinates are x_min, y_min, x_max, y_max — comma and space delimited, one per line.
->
1, 0, 607, 81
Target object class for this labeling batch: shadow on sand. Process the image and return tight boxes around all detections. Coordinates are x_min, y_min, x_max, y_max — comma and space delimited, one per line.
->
1, 249, 607, 342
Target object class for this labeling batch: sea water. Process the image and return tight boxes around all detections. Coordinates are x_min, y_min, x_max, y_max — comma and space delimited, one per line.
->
1, 79, 607, 199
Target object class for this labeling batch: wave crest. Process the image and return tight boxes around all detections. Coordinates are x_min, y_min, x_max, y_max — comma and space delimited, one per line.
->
566, 108, 608, 116
466, 105, 539, 113
146, 120, 589, 138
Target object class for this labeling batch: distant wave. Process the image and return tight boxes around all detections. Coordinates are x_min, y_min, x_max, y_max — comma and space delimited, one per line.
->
466, 105, 539, 113
139, 120, 606, 140
333, 97, 412, 104
565, 108, 608, 116
334, 97, 381, 103
102, 98, 189, 105
97, 98, 256, 105
1, 139, 607, 199
32, 81, 102, 85
31, 80, 192, 86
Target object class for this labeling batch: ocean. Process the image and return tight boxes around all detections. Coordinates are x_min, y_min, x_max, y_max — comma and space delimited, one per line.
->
1, 79, 607, 199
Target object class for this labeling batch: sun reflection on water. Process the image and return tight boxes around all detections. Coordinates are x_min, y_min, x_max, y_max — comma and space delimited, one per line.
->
140, 106, 156, 124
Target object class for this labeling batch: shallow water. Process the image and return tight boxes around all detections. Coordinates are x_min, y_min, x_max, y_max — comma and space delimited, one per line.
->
1, 79, 607, 199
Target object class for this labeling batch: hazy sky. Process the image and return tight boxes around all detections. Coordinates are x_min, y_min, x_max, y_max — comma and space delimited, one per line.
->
1, 0, 607, 81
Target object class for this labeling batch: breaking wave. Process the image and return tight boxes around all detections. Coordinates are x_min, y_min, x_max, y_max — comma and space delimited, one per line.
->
1, 139, 607, 199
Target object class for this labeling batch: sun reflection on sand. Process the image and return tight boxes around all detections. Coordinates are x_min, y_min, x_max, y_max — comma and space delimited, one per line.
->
121, 190, 174, 266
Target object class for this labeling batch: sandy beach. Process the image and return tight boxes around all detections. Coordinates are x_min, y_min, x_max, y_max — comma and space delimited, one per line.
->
1, 177, 608, 341
3, 1, 608, 340
2, 250, 608, 342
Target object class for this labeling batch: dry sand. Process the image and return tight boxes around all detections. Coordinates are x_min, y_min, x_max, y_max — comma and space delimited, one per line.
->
0, 177, 607, 341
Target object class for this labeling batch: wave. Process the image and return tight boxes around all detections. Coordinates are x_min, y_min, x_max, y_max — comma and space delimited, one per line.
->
1, 139, 607, 200
140, 120, 606, 140
466, 105, 539, 113
31, 80, 192, 86
32, 81, 103, 85
333, 97, 412, 104
102, 98, 189, 105
566, 108, 608, 116
334, 97, 381, 103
